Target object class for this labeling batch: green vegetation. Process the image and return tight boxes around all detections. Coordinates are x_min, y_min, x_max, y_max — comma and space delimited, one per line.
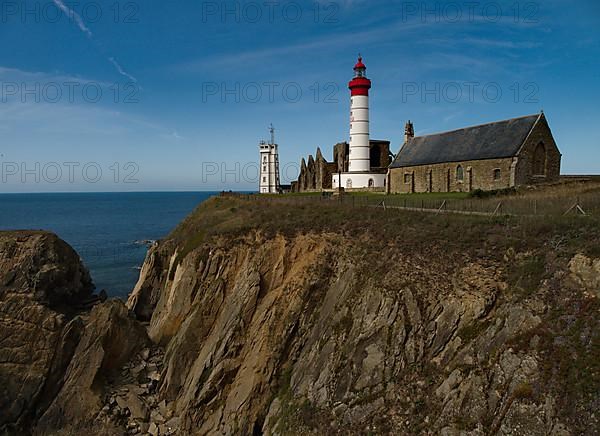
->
332, 310, 353, 336
348, 191, 470, 200
513, 381, 534, 400
457, 319, 493, 344
170, 230, 206, 278
506, 254, 547, 299
268, 180, 600, 217
507, 296, 599, 434
270, 366, 326, 434
261, 191, 324, 198
167, 192, 600, 273
470, 187, 517, 198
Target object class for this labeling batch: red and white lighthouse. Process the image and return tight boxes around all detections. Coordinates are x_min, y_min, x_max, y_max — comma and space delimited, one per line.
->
349, 56, 371, 172
332, 56, 386, 190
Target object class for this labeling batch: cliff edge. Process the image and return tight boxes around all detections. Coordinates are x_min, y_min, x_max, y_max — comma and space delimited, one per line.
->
126, 197, 600, 435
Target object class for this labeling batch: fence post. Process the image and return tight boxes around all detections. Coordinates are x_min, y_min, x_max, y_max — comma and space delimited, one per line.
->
437, 200, 446, 214
492, 202, 503, 216
564, 197, 588, 216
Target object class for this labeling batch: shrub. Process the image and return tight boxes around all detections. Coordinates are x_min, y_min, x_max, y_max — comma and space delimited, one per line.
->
470, 187, 517, 198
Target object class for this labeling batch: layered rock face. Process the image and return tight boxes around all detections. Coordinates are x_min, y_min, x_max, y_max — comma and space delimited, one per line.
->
0, 231, 93, 431
0, 231, 147, 435
127, 199, 600, 435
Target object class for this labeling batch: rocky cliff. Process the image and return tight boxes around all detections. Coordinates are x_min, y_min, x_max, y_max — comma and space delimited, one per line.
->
2, 197, 599, 436
126, 197, 600, 435
0, 231, 147, 436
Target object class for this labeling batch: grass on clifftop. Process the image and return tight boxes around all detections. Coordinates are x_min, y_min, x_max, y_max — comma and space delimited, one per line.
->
168, 195, 600, 265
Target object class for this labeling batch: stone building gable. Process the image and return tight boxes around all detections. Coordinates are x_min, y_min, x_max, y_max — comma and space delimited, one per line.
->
514, 113, 562, 185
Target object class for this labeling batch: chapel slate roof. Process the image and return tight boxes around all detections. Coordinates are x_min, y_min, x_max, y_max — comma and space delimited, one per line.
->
390, 114, 541, 168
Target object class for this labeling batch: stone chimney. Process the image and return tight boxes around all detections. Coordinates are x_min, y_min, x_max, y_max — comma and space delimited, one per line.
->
404, 120, 414, 143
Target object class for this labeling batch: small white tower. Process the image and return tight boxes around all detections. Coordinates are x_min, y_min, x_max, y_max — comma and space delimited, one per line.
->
259, 124, 281, 194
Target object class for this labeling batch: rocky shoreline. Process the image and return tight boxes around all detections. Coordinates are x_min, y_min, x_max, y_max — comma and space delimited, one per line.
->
95, 346, 181, 436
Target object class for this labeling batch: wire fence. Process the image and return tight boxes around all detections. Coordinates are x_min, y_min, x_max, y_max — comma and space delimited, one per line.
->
224, 190, 600, 217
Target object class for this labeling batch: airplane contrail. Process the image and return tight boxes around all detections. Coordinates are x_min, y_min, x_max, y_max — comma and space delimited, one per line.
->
52, 0, 92, 38
53, 0, 138, 83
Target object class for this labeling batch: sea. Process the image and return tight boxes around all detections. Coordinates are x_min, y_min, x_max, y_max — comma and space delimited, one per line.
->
0, 192, 216, 298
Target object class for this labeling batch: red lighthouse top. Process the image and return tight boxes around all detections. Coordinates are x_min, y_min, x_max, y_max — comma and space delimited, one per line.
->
354, 56, 366, 70
349, 56, 371, 96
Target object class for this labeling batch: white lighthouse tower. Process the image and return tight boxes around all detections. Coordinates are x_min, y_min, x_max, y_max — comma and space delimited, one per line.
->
349, 56, 371, 172
332, 56, 386, 190
259, 124, 281, 194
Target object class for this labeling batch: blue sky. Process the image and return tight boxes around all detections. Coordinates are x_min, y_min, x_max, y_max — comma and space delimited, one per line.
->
1, 0, 599, 192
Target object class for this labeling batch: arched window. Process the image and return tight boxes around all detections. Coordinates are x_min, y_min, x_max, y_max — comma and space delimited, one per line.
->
368, 178, 374, 187
533, 143, 547, 176
456, 165, 464, 182
493, 169, 501, 181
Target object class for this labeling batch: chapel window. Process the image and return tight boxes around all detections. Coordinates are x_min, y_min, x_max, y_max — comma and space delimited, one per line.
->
456, 165, 464, 182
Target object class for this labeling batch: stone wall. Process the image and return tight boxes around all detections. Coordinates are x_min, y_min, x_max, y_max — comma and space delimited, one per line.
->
369, 140, 392, 169
333, 142, 349, 173
388, 157, 515, 194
